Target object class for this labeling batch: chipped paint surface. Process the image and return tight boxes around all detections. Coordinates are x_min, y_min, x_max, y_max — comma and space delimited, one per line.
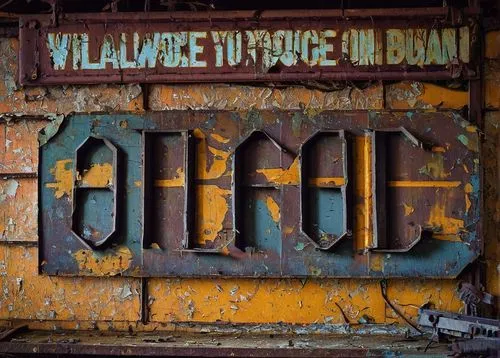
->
195, 185, 232, 245
354, 135, 373, 251
154, 168, 184, 188
149, 84, 383, 111
45, 159, 73, 199
147, 278, 462, 324
0, 38, 143, 115
0, 120, 49, 174
0, 23, 494, 332
266, 196, 281, 223
0, 179, 37, 242
194, 129, 231, 180
0, 246, 141, 321
386, 82, 468, 109
80, 163, 113, 187
256, 157, 299, 185
73, 246, 133, 276
308, 177, 346, 186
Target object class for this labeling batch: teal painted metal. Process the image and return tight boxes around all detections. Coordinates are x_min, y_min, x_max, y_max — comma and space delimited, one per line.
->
38, 111, 481, 278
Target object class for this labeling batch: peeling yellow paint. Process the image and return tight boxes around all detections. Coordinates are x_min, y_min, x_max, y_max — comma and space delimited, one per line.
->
210, 133, 230, 144
134, 180, 142, 187
195, 185, 232, 245
464, 183, 473, 214
147, 278, 461, 324
427, 200, 464, 237
283, 226, 294, 234
154, 168, 185, 188
308, 177, 346, 186
194, 129, 231, 180
46, 159, 73, 199
387, 82, 468, 109
266, 196, 280, 223
256, 157, 299, 185
388, 181, 461, 188
419, 155, 451, 179
354, 135, 373, 251
403, 203, 415, 216
73, 246, 133, 276
80, 163, 113, 188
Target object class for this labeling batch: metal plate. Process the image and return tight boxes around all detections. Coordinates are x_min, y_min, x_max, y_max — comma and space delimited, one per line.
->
19, 9, 479, 85
39, 110, 481, 277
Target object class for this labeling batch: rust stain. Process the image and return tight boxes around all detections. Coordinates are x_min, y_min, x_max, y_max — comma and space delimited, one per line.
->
388, 180, 461, 188
79, 163, 113, 187
308, 177, 345, 186
266, 196, 280, 223
73, 246, 133, 276
256, 157, 299, 185
195, 185, 232, 245
45, 159, 73, 199
154, 168, 185, 188
194, 129, 231, 180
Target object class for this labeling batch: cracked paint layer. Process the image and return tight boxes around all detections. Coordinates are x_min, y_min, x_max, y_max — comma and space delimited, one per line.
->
0, 246, 141, 321
386, 81, 468, 109
73, 246, 133, 276
147, 278, 462, 324
149, 83, 383, 111
195, 185, 232, 246
0, 120, 49, 174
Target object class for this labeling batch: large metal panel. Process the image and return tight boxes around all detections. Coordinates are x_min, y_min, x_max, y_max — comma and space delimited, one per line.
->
19, 9, 479, 85
39, 111, 481, 277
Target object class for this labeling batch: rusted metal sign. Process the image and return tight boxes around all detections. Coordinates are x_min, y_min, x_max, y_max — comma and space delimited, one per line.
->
39, 110, 481, 278
20, 9, 478, 85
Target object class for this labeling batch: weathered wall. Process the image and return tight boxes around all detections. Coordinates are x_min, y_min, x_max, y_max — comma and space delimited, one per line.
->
0, 29, 497, 331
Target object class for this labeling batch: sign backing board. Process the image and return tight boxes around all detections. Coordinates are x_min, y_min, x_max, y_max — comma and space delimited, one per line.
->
19, 9, 479, 85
